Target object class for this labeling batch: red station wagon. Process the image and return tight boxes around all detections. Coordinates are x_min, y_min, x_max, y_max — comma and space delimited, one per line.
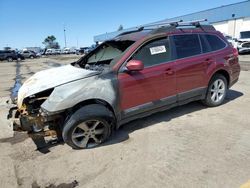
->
9, 21, 240, 149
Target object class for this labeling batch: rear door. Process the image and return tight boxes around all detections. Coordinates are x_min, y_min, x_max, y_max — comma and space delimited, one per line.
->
118, 37, 177, 117
171, 34, 207, 101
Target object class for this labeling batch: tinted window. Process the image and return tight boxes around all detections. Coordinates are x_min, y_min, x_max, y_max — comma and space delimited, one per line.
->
204, 34, 226, 51
172, 34, 201, 59
240, 31, 250, 39
132, 38, 171, 67
200, 35, 212, 53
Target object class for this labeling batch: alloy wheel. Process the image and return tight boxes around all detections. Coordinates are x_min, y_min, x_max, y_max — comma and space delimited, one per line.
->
71, 120, 107, 148
210, 79, 226, 103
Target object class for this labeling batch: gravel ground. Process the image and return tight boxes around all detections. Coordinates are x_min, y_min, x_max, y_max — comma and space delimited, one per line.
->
0, 54, 250, 188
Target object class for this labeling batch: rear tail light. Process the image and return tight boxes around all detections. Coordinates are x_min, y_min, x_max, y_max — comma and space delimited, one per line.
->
233, 48, 238, 57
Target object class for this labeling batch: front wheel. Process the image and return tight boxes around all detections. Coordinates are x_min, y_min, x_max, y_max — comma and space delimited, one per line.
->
62, 104, 114, 149
202, 74, 228, 107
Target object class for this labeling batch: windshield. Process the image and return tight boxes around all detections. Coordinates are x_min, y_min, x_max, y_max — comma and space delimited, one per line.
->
240, 31, 250, 39
75, 40, 134, 70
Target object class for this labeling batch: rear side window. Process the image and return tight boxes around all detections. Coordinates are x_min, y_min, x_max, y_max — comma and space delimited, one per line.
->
200, 35, 212, 53
172, 34, 201, 59
203, 34, 226, 51
132, 38, 171, 67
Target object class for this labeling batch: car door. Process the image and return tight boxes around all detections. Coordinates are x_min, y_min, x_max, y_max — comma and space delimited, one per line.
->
118, 37, 177, 117
171, 34, 207, 102
0, 51, 3, 60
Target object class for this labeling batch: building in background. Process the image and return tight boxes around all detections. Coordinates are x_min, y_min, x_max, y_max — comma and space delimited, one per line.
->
94, 0, 250, 42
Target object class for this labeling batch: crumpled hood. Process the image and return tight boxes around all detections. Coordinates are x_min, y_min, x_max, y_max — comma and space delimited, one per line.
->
17, 64, 99, 108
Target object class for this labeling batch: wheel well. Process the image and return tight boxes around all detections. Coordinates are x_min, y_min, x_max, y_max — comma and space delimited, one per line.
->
70, 99, 116, 120
212, 70, 230, 87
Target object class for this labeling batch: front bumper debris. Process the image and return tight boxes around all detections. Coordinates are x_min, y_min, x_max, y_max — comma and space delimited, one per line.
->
7, 104, 62, 149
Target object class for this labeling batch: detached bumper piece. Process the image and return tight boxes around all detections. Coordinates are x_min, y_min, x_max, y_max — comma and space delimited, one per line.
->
8, 105, 62, 149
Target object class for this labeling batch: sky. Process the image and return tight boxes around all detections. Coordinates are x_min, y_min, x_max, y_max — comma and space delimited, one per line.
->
0, 0, 244, 49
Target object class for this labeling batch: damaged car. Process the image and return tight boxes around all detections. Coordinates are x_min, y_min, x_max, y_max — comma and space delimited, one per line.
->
8, 21, 240, 149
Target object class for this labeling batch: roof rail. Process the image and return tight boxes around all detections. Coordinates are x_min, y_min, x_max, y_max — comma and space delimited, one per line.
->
116, 19, 213, 37
116, 27, 144, 37
141, 20, 183, 28
177, 19, 208, 27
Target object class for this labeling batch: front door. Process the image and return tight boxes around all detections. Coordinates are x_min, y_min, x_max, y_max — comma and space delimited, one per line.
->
118, 37, 177, 117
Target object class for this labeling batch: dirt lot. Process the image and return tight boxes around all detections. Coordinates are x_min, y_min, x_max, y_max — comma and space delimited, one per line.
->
0, 54, 250, 188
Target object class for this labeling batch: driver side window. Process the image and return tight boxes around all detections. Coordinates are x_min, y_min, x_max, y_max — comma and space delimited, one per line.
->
131, 37, 171, 67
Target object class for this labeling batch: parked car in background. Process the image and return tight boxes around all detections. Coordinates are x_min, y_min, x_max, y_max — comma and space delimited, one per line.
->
223, 34, 235, 45
16, 53, 25, 61
21, 50, 37, 59
235, 31, 250, 54
54, 49, 62, 55
63, 48, 77, 54
76, 47, 90, 55
63, 48, 71, 54
0, 50, 24, 62
9, 22, 240, 149
45, 49, 61, 55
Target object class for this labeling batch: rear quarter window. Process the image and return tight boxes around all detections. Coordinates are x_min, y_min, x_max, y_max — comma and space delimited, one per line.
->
203, 34, 226, 52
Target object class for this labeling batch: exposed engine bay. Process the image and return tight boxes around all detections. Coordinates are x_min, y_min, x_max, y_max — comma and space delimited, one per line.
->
84, 63, 110, 72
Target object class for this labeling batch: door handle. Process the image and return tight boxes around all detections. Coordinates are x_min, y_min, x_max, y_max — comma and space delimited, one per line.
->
165, 68, 174, 75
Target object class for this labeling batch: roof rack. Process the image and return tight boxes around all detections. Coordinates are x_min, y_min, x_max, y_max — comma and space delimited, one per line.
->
141, 19, 183, 28
116, 19, 213, 37
116, 20, 183, 37
144, 19, 209, 29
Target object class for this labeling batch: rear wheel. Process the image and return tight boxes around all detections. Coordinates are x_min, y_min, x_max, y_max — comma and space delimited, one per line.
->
7, 57, 13, 62
62, 104, 114, 149
202, 74, 228, 107
30, 55, 34, 59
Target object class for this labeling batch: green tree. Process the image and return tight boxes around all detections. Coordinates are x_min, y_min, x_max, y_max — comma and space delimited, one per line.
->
43, 35, 60, 49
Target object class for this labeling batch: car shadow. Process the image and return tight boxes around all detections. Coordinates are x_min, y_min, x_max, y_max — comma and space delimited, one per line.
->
100, 89, 243, 148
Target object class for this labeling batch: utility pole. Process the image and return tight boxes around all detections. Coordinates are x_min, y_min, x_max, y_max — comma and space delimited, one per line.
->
63, 24, 67, 48
232, 14, 236, 38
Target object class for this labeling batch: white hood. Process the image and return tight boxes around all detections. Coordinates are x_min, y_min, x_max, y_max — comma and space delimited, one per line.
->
17, 64, 98, 108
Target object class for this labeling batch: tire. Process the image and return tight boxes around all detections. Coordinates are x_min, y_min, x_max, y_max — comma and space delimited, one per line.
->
62, 104, 114, 149
7, 57, 13, 62
202, 74, 228, 107
30, 55, 34, 59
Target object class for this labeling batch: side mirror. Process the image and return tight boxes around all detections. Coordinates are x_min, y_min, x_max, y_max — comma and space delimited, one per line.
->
126, 60, 144, 72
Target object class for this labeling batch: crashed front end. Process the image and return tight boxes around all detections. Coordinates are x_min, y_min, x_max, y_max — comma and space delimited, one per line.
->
8, 88, 64, 140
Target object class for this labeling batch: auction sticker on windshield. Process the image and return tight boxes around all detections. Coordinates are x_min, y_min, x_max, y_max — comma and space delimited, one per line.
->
150, 45, 166, 55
